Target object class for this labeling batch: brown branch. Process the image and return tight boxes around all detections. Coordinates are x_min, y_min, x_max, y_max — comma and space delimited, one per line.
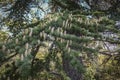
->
99, 50, 120, 56
31, 45, 40, 79
0, 53, 17, 67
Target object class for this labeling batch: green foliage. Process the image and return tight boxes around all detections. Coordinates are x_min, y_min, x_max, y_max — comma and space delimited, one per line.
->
95, 55, 120, 80
0, 0, 120, 80
0, 31, 8, 42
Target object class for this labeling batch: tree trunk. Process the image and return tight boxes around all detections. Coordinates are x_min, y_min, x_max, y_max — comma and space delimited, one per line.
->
62, 53, 83, 80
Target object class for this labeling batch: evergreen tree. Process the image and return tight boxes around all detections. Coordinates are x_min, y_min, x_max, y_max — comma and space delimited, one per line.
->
0, 0, 120, 80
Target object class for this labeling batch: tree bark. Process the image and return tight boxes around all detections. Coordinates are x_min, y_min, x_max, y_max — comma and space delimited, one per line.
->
62, 53, 83, 80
